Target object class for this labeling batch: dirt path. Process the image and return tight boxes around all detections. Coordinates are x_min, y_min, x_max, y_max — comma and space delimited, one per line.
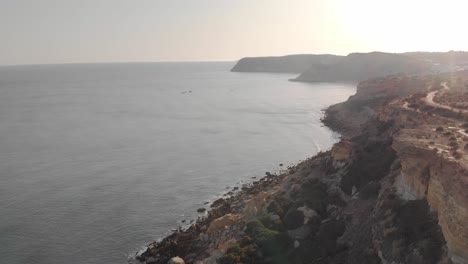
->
426, 82, 450, 109
425, 82, 468, 114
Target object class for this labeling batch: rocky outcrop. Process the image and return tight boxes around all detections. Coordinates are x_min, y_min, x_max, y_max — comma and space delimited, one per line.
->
322, 75, 429, 137
293, 52, 430, 82
231, 54, 342, 73
167, 257, 185, 264
206, 214, 240, 235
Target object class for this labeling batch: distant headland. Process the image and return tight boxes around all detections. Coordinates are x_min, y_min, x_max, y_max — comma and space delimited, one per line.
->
231, 51, 468, 82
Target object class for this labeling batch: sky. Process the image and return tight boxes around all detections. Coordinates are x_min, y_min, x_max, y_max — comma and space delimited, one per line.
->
0, 0, 467, 65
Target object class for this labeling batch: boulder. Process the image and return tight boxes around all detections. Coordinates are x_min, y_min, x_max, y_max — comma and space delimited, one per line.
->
269, 214, 280, 222
317, 220, 346, 240
211, 198, 225, 207
167, 256, 185, 264
206, 214, 239, 234
184, 253, 197, 260
146, 257, 158, 264
294, 240, 300, 248
243, 192, 270, 219
197, 249, 224, 264
287, 224, 311, 240
283, 208, 304, 230
297, 205, 320, 225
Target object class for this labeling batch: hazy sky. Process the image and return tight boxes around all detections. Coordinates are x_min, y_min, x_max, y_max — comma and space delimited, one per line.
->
1, 0, 467, 65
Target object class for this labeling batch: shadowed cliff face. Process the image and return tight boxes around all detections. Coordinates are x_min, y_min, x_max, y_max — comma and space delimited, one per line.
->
366, 72, 468, 263
321, 72, 468, 263
392, 137, 468, 263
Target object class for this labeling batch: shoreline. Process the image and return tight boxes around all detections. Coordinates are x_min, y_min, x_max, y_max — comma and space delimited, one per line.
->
133, 153, 334, 264
131, 98, 350, 264
134, 71, 468, 264
132, 115, 344, 263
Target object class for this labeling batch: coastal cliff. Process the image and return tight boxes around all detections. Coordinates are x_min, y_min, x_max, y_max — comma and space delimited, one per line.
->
392, 134, 468, 263
377, 90, 468, 263
135, 71, 468, 264
230, 54, 342, 73
293, 52, 431, 82
232, 51, 468, 83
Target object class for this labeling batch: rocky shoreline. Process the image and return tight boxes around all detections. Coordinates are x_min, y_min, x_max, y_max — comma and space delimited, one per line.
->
134, 71, 468, 264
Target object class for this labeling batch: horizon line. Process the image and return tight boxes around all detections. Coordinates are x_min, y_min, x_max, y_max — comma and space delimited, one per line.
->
0, 59, 239, 68
1, 50, 467, 68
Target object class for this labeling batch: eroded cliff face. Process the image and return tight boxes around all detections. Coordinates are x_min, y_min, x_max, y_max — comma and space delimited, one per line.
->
326, 71, 468, 263
374, 73, 468, 263
427, 160, 468, 264
391, 131, 468, 263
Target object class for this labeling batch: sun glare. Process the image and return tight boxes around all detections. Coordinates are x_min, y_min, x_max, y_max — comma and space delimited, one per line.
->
335, 0, 468, 52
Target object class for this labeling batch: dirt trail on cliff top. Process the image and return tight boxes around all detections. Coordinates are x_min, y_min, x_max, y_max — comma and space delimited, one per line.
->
426, 82, 468, 114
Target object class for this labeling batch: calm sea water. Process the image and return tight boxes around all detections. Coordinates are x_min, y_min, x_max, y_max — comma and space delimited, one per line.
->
0, 62, 355, 264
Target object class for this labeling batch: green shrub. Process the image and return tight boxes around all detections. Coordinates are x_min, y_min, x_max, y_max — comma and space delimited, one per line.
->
218, 241, 259, 264
256, 215, 284, 232
300, 179, 328, 214
245, 220, 292, 264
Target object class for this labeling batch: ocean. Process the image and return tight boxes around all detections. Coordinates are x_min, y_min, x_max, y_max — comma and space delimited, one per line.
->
0, 62, 355, 263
